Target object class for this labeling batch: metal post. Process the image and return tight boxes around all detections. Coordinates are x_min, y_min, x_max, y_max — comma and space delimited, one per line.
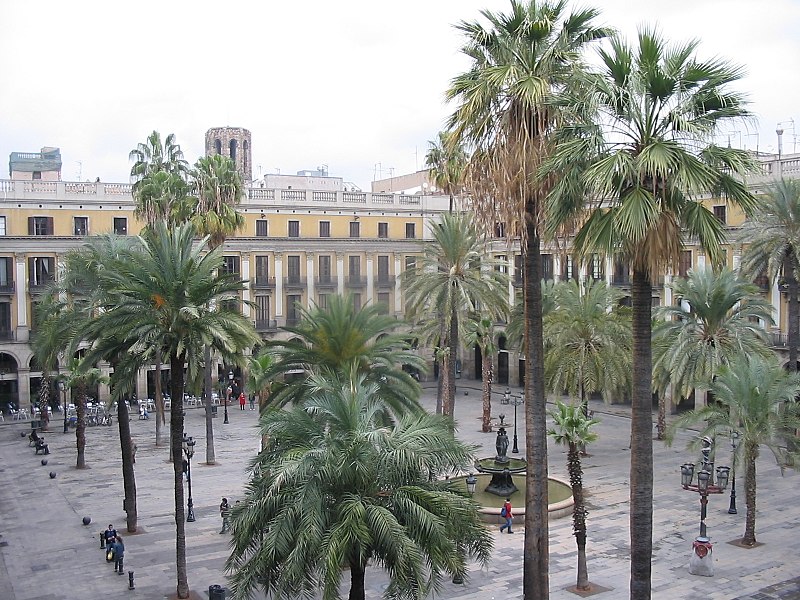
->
183, 434, 196, 522
61, 383, 68, 434
512, 398, 519, 454
699, 493, 708, 538
728, 432, 738, 514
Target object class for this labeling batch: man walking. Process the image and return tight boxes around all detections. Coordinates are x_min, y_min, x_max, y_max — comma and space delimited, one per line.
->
220, 497, 231, 534
499, 498, 514, 533
113, 535, 125, 574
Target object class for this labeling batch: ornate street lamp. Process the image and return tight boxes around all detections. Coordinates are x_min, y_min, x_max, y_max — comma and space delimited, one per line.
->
511, 393, 524, 454
680, 437, 729, 576
224, 371, 233, 424
182, 433, 196, 522
60, 381, 68, 434
465, 473, 477, 496
728, 431, 739, 514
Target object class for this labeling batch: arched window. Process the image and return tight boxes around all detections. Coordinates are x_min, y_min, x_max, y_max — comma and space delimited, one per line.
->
229, 139, 238, 163
243, 140, 249, 173
214, 139, 222, 155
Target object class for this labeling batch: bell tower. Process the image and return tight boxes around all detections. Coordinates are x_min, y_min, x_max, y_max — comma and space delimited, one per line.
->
204, 127, 252, 183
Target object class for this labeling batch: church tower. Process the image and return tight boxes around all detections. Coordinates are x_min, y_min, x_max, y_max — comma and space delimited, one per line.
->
204, 127, 252, 183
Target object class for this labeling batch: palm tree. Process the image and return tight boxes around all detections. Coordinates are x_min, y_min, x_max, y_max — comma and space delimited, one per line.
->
226, 370, 493, 600
465, 314, 498, 432
548, 400, 599, 591
61, 358, 108, 469
739, 179, 800, 373
263, 293, 424, 417
133, 170, 188, 229
446, 4, 609, 595
403, 211, 509, 417
653, 268, 773, 438
672, 353, 800, 546
544, 279, 631, 411
247, 350, 274, 450
81, 222, 259, 599
188, 153, 247, 466
129, 130, 189, 193
559, 30, 757, 598
425, 130, 467, 213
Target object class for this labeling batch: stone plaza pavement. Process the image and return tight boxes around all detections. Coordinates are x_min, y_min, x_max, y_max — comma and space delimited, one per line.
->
0, 384, 798, 600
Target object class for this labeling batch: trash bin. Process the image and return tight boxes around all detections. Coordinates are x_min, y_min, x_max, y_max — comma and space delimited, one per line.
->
211, 405, 218, 417
208, 584, 227, 599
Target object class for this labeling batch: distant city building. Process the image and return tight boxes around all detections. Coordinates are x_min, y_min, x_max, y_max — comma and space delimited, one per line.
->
8, 147, 62, 181
371, 170, 431, 194
204, 127, 252, 182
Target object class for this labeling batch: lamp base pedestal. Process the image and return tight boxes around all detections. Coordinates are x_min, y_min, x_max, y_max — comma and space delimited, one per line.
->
689, 537, 714, 577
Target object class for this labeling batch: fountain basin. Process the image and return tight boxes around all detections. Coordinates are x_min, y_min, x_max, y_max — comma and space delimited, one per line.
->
451, 473, 574, 523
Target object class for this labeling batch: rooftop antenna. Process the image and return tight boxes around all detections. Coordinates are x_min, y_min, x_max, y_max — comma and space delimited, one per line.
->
744, 132, 760, 155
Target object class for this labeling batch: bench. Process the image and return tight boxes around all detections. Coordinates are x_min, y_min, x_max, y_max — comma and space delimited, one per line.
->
34, 438, 50, 455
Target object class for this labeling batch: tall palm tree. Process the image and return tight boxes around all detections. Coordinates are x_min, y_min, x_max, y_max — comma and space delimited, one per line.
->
672, 353, 800, 546
465, 314, 498, 432
557, 30, 757, 598
129, 130, 189, 193
189, 153, 247, 466
263, 293, 424, 417
738, 179, 800, 373
226, 370, 493, 600
247, 350, 275, 450
653, 268, 773, 438
548, 401, 599, 592
425, 130, 467, 213
403, 211, 509, 417
544, 279, 631, 410
61, 359, 108, 469
446, 4, 609, 595
81, 222, 259, 599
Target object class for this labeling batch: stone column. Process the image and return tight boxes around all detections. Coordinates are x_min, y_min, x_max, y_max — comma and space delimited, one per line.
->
366, 254, 374, 304
274, 255, 284, 319
306, 253, 315, 308
15, 256, 28, 342
394, 255, 402, 315
241, 256, 251, 319
336, 253, 345, 295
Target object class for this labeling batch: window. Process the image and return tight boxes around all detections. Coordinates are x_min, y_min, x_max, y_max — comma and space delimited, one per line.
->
377, 292, 391, 313
256, 220, 268, 237
0, 216, 6, 236
349, 221, 360, 238
378, 222, 388, 238
28, 216, 53, 236
286, 294, 302, 325
514, 255, 524, 283
214, 139, 222, 154
348, 256, 361, 279
222, 256, 240, 276
562, 255, 574, 281
74, 217, 88, 236
405, 256, 416, 271
319, 221, 331, 238
317, 293, 329, 309
28, 257, 54, 287
377, 256, 390, 282
255, 256, 270, 285
405, 223, 416, 239
0, 257, 12, 290
255, 295, 270, 323
494, 222, 506, 238
32, 171, 41, 180
318, 255, 332, 284
113, 217, 127, 235
229, 139, 237, 163
352, 292, 362, 312
495, 255, 508, 274
591, 254, 603, 280
287, 255, 301, 284
0, 302, 10, 339
679, 250, 692, 278
288, 220, 300, 238
713, 205, 727, 225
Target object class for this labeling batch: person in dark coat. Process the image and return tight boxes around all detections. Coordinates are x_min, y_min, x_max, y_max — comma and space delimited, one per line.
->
113, 535, 125, 574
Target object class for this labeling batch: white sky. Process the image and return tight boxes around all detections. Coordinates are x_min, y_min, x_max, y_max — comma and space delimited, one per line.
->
1, 0, 798, 190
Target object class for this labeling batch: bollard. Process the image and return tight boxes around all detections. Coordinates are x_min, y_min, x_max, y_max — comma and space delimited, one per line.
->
128, 571, 135, 590
100, 532, 105, 549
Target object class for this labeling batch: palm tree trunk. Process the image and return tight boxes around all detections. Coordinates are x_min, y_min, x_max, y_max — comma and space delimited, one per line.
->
118, 396, 138, 532
39, 373, 50, 430
203, 344, 216, 464
523, 227, 549, 600
787, 258, 799, 372
568, 442, 589, 590
155, 352, 164, 446
76, 383, 87, 469
481, 346, 493, 432
447, 300, 459, 417
630, 269, 654, 600
656, 388, 667, 441
742, 442, 758, 546
348, 563, 366, 600
170, 353, 189, 599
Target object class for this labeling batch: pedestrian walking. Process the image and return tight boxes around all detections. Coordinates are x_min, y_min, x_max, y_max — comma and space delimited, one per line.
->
499, 498, 514, 533
249, 393, 255, 411
239, 392, 246, 411
113, 535, 125, 574
220, 497, 231, 533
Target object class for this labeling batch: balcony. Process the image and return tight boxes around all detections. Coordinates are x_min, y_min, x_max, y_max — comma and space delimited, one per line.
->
375, 275, 396, 288
254, 319, 278, 332
251, 277, 276, 289
345, 276, 365, 288
285, 316, 301, 328
0, 282, 14, 294
769, 332, 787, 348
315, 276, 337, 289
283, 276, 307, 289
29, 279, 55, 293
0, 329, 14, 341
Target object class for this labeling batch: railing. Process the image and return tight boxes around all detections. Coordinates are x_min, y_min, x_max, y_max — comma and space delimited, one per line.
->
313, 191, 337, 202
251, 277, 276, 289
29, 279, 55, 293
285, 317, 301, 327
372, 194, 395, 204
375, 275, 396, 287
0, 330, 14, 341
281, 189, 305, 202
769, 332, 788, 348
248, 188, 275, 200
0, 282, 15, 294
345, 276, 365, 287
315, 276, 337, 287
283, 276, 307, 288
343, 192, 367, 204
254, 319, 278, 332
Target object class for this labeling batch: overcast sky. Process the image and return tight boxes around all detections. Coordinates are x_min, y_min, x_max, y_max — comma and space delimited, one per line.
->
2, 0, 798, 189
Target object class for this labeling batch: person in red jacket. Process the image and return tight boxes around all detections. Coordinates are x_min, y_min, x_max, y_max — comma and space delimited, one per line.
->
500, 498, 514, 533
239, 392, 246, 411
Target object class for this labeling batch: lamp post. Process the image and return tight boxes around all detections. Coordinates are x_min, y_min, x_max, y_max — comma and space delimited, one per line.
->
182, 433, 196, 522
680, 437, 730, 575
511, 393, 524, 454
224, 371, 233, 424
59, 381, 68, 434
728, 431, 739, 515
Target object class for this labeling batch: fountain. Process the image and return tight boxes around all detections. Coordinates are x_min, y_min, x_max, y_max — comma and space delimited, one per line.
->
474, 427, 528, 496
